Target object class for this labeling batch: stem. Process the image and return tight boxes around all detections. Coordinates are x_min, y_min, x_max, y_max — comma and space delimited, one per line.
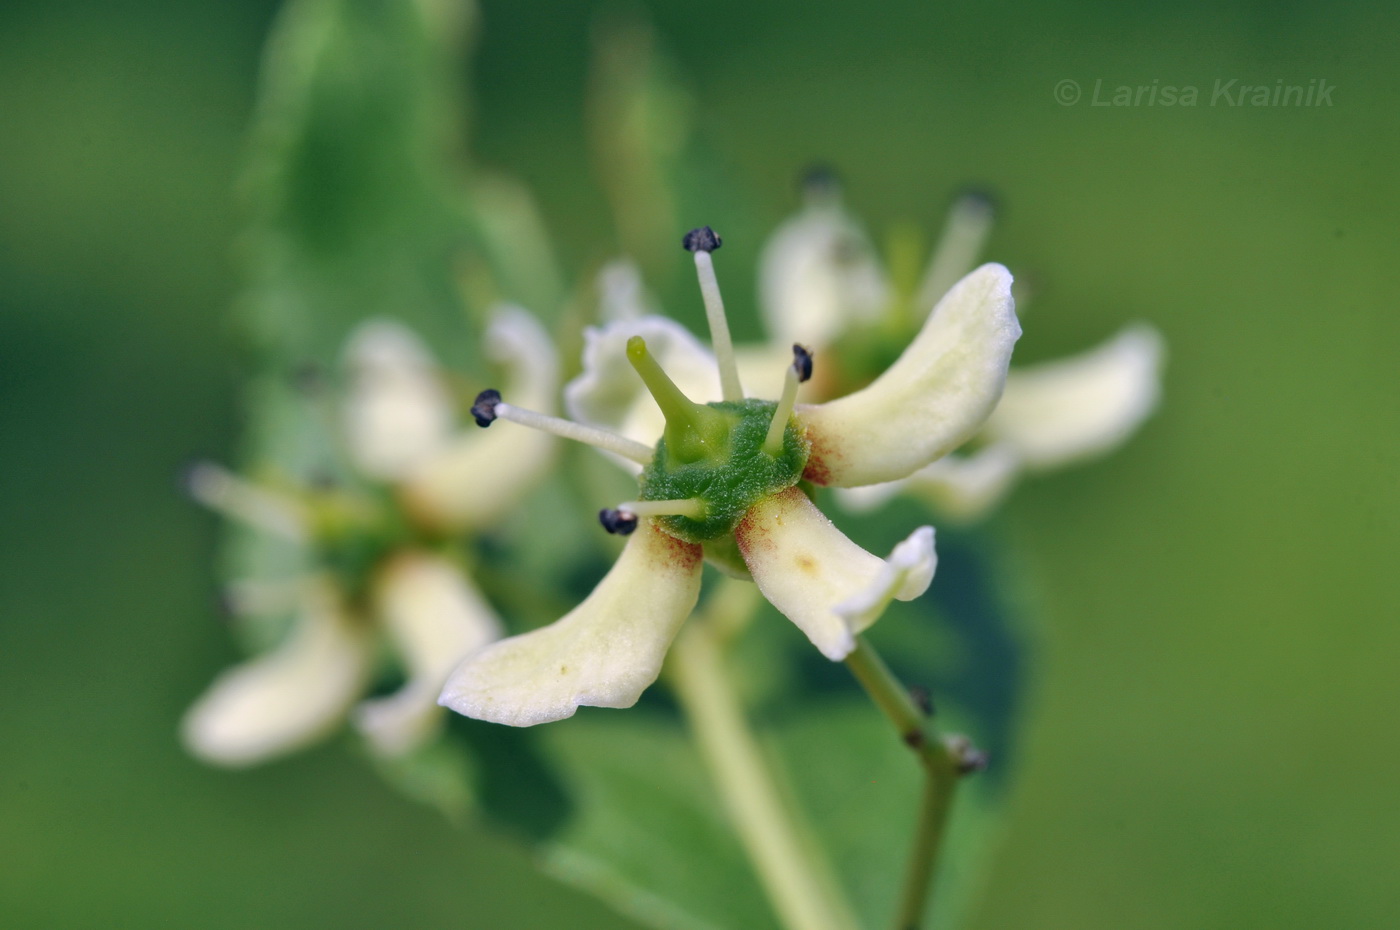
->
693, 251, 744, 401
669, 603, 860, 930
494, 402, 654, 464
844, 637, 963, 930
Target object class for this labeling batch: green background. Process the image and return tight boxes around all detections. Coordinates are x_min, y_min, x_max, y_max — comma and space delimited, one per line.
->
2, 0, 1396, 927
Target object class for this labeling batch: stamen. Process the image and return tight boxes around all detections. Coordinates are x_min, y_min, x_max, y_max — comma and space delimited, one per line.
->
598, 508, 639, 535
683, 226, 744, 402
182, 462, 307, 542
473, 389, 653, 465
916, 189, 996, 313
615, 499, 707, 519
626, 336, 730, 463
763, 345, 813, 456
470, 388, 501, 427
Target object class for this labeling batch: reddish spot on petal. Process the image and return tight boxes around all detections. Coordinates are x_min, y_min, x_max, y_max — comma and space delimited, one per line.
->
801, 423, 840, 486
649, 522, 703, 570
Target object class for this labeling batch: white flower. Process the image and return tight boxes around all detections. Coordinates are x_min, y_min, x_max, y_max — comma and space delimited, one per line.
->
183, 310, 555, 764
440, 227, 1018, 726
756, 183, 1165, 520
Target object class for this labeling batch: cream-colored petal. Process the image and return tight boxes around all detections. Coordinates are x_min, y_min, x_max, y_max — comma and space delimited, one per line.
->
181, 579, 371, 767
565, 316, 719, 469
402, 307, 558, 529
836, 443, 1023, 523
834, 525, 937, 634
985, 324, 1165, 469
758, 198, 889, 347
342, 320, 455, 480
735, 488, 934, 661
353, 553, 503, 756
799, 263, 1021, 488
438, 522, 703, 726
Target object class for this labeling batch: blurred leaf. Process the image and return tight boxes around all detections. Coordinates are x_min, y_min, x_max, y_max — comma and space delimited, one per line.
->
238, 0, 480, 371
367, 735, 479, 823
538, 712, 777, 930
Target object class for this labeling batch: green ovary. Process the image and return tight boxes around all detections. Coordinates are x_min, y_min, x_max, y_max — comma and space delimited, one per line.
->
638, 398, 810, 543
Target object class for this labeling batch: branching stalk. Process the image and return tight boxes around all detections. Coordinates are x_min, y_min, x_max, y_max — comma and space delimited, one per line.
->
844, 637, 969, 930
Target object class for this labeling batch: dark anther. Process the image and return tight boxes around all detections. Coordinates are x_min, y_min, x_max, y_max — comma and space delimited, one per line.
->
791, 344, 814, 383
291, 362, 327, 395
957, 746, 990, 775
599, 508, 639, 535
308, 471, 337, 491
908, 685, 935, 717
800, 164, 841, 196
682, 226, 722, 253
214, 589, 239, 620
953, 185, 998, 217
902, 729, 926, 749
471, 389, 502, 428
176, 461, 207, 499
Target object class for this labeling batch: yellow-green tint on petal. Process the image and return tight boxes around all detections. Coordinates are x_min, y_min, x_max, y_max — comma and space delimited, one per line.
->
985, 324, 1165, 469
799, 263, 1020, 488
181, 579, 372, 767
401, 307, 558, 529
353, 552, 502, 756
734, 488, 932, 660
437, 522, 703, 726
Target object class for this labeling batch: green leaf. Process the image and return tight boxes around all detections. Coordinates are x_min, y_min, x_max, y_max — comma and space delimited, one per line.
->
538, 711, 778, 930
238, 0, 480, 372
366, 734, 479, 823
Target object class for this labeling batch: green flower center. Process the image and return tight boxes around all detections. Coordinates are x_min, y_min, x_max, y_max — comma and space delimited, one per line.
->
639, 398, 810, 543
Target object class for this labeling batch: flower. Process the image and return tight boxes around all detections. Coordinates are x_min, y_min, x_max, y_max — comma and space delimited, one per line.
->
182, 310, 556, 765
757, 178, 1165, 521
438, 227, 1020, 727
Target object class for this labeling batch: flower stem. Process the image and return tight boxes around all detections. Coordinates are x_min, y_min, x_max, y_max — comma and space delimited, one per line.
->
843, 637, 965, 930
668, 590, 860, 930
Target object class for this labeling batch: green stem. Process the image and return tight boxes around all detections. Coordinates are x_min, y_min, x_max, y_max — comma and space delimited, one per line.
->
668, 599, 860, 930
844, 637, 963, 930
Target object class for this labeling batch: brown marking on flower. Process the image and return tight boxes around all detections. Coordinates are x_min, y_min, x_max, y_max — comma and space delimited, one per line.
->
797, 414, 842, 486
647, 522, 703, 571
734, 495, 778, 562
795, 553, 818, 575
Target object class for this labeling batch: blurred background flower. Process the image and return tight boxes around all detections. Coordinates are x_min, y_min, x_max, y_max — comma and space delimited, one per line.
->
1, 0, 1396, 929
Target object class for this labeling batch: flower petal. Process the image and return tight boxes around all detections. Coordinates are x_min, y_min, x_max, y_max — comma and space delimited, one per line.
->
438, 522, 703, 726
353, 553, 503, 756
758, 195, 889, 348
565, 315, 719, 460
181, 579, 371, 767
402, 307, 558, 529
596, 259, 656, 323
342, 320, 455, 480
735, 488, 935, 660
984, 324, 1165, 469
835, 443, 1023, 523
799, 263, 1020, 488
